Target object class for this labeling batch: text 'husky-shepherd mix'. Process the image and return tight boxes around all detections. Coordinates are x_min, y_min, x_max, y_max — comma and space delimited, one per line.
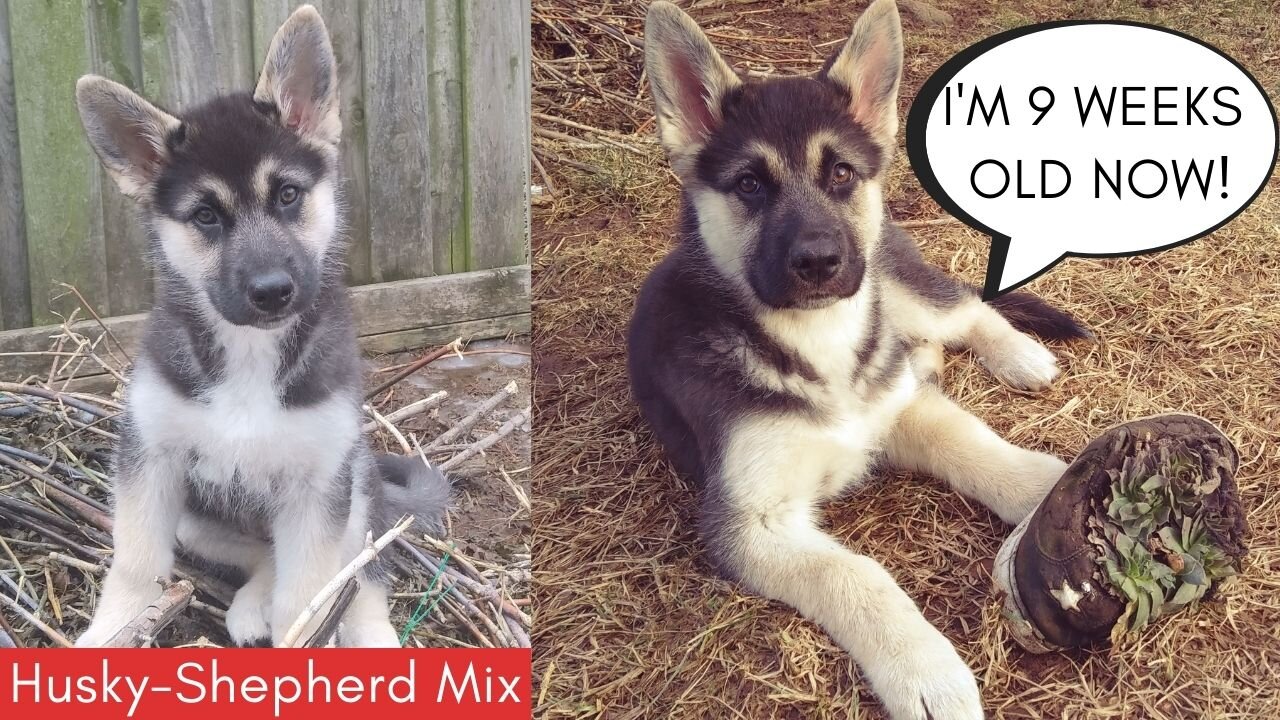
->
628, 0, 1090, 716
73, 6, 447, 648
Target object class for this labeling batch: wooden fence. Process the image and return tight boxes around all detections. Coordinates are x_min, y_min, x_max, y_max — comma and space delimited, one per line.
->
0, 0, 530, 380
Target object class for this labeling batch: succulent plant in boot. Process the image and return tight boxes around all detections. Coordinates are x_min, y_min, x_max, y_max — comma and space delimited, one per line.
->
993, 414, 1247, 652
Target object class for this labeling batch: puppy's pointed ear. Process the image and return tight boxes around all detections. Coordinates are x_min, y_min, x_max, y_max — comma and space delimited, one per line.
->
645, 1, 740, 174
254, 4, 340, 145
75, 75, 181, 198
820, 0, 903, 147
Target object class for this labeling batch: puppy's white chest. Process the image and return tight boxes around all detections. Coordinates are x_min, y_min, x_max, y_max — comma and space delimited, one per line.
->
196, 389, 350, 492
130, 338, 357, 495
721, 364, 918, 514
806, 370, 917, 494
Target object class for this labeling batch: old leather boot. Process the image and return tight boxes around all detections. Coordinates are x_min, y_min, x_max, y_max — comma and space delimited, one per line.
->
993, 414, 1246, 652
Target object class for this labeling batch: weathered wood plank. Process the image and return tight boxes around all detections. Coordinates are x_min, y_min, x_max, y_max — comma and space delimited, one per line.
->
0, 265, 531, 382
316, 0, 372, 286
364, 0, 433, 282
36, 312, 531, 396
90, 0, 153, 317
359, 314, 530, 356
427, 0, 465, 274
0, 0, 32, 330
350, 265, 529, 336
0, 317, 148, 386
249, 0, 290, 64
139, 0, 255, 109
252, 0, 373, 286
8, 0, 109, 325
461, 0, 531, 270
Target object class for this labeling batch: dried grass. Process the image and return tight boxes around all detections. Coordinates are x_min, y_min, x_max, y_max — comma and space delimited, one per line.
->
532, 0, 1280, 717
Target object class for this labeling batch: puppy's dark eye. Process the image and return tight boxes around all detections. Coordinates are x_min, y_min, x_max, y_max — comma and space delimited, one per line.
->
737, 174, 760, 195
278, 185, 300, 206
832, 163, 855, 186
193, 207, 218, 226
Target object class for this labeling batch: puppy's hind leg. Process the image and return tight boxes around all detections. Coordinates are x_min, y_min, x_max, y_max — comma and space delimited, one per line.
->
339, 579, 401, 648
227, 566, 275, 647
883, 271, 1062, 390
884, 384, 1067, 524
270, 503, 346, 647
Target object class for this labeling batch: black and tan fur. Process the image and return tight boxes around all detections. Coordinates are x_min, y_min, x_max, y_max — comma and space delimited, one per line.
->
73, 6, 447, 648
628, 2, 1090, 717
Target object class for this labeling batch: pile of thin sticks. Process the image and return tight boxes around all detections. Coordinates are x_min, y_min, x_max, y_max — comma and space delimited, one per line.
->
0, 316, 529, 649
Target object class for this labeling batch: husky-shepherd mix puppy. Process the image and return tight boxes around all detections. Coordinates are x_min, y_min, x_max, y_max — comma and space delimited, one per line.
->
629, 1, 1090, 716
73, 6, 447, 648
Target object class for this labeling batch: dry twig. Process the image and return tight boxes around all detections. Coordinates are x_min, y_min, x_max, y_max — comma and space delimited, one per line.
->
104, 578, 194, 648
365, 340, 462, 400
0, 592, 73, 648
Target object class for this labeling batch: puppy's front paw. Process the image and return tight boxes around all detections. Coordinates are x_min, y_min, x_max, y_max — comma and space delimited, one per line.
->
908, 340, 945, 386
226, 583, 273, 647
998, 452, 1069, 525
75, 623, 120, 648
977, 331, 1060, 391
868, 627, 983, 720
76, 580, 162, 647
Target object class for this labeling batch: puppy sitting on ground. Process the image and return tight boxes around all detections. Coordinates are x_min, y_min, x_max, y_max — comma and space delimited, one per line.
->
73, 5, 447, 648
628, 1, 1090, 717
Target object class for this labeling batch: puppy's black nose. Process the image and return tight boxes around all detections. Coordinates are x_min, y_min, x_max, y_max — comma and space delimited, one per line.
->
248, 271, 296, 314
789, 232, 844, 285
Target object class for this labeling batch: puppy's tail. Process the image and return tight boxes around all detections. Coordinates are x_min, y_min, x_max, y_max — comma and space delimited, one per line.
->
375, 453, 450, 536
988, 291, 1095, 342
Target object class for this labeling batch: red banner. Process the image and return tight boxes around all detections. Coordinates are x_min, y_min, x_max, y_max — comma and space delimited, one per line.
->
0, 649, 531, 719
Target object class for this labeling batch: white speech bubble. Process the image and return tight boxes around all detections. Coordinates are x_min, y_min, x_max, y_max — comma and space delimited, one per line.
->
905, 21, 1278, 299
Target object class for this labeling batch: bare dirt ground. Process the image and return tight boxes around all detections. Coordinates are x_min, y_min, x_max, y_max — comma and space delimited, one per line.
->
532, 1, 1280, 717
371, 339, 531, 570
0, 336, 530, 648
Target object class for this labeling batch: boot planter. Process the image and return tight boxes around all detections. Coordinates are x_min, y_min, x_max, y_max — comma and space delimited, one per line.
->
994, 414, 1247, 653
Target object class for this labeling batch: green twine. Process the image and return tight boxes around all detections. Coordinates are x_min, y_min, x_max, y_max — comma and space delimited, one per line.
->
398, 547, 454, 647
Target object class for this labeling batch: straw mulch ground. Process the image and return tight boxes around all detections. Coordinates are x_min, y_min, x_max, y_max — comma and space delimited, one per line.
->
532, 1, 1280, 717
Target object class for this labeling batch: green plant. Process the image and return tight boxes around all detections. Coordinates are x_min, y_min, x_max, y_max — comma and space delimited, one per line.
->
1106, 454, 1172, 539
1092, 442, 1237, 640
1098, 530, 1174, 638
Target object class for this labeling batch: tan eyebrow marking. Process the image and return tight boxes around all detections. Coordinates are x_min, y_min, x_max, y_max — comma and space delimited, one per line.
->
746, 140, 786, 181
252, 156, 316, 204
253, 157, 281, 202
807, 131, 841, 177
175, 176, 236, 216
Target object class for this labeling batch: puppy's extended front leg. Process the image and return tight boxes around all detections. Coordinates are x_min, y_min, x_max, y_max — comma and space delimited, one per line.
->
710, 422, 982, 720
884, 385, 1067, 524
77, 453, 184, 646
710, 498, 982, 720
